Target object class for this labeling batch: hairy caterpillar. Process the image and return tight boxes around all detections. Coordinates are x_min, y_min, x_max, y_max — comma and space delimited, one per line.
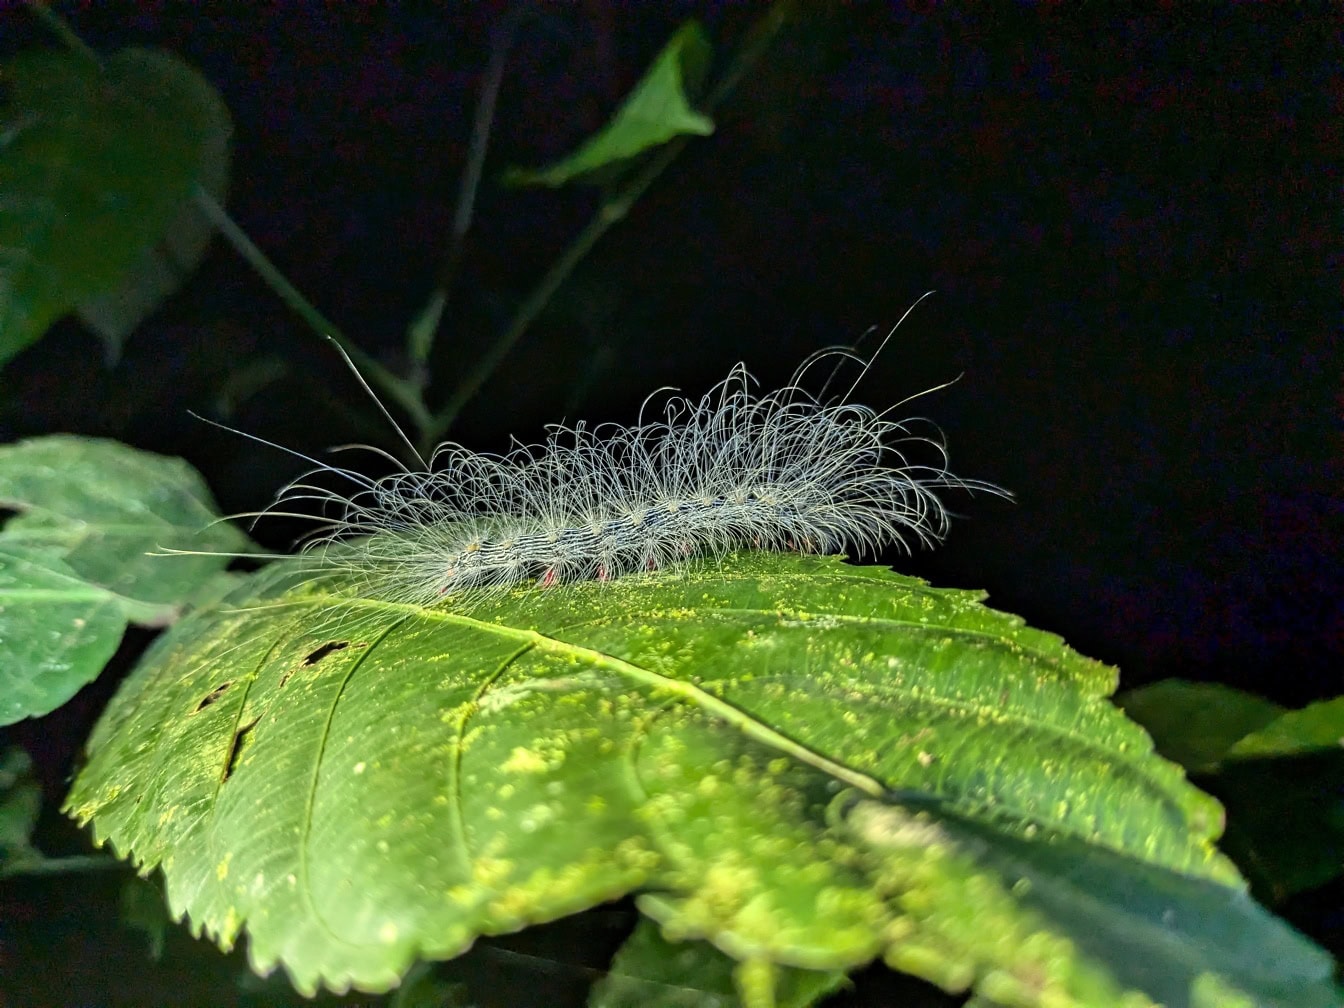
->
214, 300, 1004, 605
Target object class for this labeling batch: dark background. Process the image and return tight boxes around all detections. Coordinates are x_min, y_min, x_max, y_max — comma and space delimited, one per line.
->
1, 4, 1339, 1006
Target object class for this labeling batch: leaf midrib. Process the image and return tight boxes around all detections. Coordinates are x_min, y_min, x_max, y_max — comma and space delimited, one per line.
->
288, 588, 891, 801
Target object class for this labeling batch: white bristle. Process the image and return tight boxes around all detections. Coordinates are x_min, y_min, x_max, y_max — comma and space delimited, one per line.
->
267, 343, 1003, 606
170, 297, 1006, 606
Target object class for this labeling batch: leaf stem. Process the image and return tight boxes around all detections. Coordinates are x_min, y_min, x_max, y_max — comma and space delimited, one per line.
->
430, 187, 636, 439
21, 0, 103, 69
190, 187, 433, 437
570, 636, 887, 799
409, 3, 528, 371
22, 0, 436, 445
0, 853, 123, 878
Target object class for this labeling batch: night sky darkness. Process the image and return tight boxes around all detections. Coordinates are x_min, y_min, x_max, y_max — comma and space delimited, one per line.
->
0, 4, 1339, 1004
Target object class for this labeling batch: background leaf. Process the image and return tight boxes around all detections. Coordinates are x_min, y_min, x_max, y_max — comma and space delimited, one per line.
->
65, 553, 1340, 1006
1211, 751, 1344, 904
590, 918, 847, 1008
503, 21, 714, 188
1123, 683, 1344, 903
119, 873, 173, 961
0, 435, 253, 724
1228, 697, 1344, 761
0, 46, 232, 364
1118, 680, 1284, 774
0, 747, 41, 873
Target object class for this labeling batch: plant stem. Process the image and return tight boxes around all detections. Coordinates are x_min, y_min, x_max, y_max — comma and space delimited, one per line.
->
191, 187, 433, 436
431, 145, 678, 440
432, 0, 794, 437
22, 0, 103, 68
0, 854, 123, 878
24, 0, 435, 443
409, 3, 528, 370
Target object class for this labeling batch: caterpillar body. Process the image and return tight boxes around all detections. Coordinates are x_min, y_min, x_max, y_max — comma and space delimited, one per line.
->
255, 310, 1003, 607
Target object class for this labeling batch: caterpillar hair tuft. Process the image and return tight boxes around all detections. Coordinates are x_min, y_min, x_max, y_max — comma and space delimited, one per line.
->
255, 310, 1006, 606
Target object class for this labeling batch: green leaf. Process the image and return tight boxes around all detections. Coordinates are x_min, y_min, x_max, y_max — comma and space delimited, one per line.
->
387, 962, 472, 1008
1228, 696, 1344, 761
0, 46, 232, 364
1123, 685, 1344, 899
0, 435, 253, 723
1221, 695, 1344, 900
0, 747, 42, 873
0, 544, 133, 725
1211, 751, 1344, 902
591, 918, 847, 1008
839, 797, 1333, 1008
503, 22, 713, 188
1118, 680, 1284, 773
119, 873, 173, 961
65, 554, 1340, 1006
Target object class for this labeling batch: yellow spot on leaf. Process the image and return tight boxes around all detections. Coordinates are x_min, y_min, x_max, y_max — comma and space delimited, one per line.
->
501, 747, 548, 773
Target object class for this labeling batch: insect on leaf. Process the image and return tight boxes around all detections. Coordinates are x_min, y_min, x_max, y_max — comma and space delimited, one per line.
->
65, 554, 1341, 1006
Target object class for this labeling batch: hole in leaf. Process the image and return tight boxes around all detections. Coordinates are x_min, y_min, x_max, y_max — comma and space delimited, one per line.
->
193, 681, 233, 713
303, 641, 350, 665
221, 718, 259, 783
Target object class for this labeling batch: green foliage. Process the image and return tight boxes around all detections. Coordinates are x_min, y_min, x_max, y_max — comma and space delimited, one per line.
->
0, 747, 41, 874
65, 554, 1340, 1006
119, 873, 173, 960
1227, 696, 1344, 761
1123, 681, 1344, 902
386, 961, 472, 1008
0, 46, 231, 364
1213, 751, 1344, 904
591, 919, 847, 1007
1119, 680, 1285, 775
503, 21, 714, 188
0, 435, 253, 723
